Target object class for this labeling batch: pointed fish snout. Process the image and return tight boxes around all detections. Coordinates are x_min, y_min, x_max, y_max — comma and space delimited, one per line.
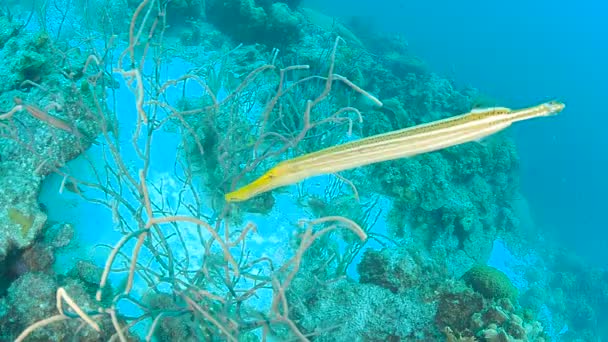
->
545, 101, 565, 114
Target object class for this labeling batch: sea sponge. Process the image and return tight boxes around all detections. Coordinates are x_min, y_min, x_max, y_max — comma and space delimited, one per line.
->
462, 265, 518, 301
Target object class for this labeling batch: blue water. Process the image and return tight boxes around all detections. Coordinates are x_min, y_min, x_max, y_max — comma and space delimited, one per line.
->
305, 0, 608, 264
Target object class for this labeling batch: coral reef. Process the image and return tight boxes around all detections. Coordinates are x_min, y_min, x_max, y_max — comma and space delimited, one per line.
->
0, 166, 47, 264
0, 12, 116, 339
520, 248, 608, 339
0, 1, 590, 341
436, 286, 548, 341
0, 13, 19, 49
0, 273, 114, 341
206, 0, 304, 46
378, 136, 520, 262
0, 11, 104, 265
357, 247, 429, 294
290, 279, 436, 340
0, 199, 118, 340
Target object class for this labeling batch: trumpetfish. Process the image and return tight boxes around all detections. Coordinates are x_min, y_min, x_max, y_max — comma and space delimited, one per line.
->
225, 100, 564, 202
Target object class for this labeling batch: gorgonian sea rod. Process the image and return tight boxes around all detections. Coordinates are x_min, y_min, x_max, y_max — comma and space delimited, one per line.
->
226, 101, 565, 202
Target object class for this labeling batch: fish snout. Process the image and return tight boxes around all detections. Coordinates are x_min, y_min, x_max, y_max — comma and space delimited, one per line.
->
544, 101, 565, 115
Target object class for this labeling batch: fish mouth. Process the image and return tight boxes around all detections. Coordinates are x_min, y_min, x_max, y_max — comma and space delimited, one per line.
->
544, 101, 565, 114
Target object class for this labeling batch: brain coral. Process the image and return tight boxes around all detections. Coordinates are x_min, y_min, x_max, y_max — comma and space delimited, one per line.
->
462, 265, 518, 301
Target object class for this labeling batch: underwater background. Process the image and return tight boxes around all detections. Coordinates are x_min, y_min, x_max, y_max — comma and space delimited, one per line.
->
307, 0, 608, 268
0, 0, 606, 341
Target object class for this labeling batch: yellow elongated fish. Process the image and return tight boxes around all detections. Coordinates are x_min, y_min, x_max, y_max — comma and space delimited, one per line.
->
226, 101, 564, 202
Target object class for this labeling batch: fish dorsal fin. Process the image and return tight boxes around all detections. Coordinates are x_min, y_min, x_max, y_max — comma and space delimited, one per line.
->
469, 106, 511, 115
